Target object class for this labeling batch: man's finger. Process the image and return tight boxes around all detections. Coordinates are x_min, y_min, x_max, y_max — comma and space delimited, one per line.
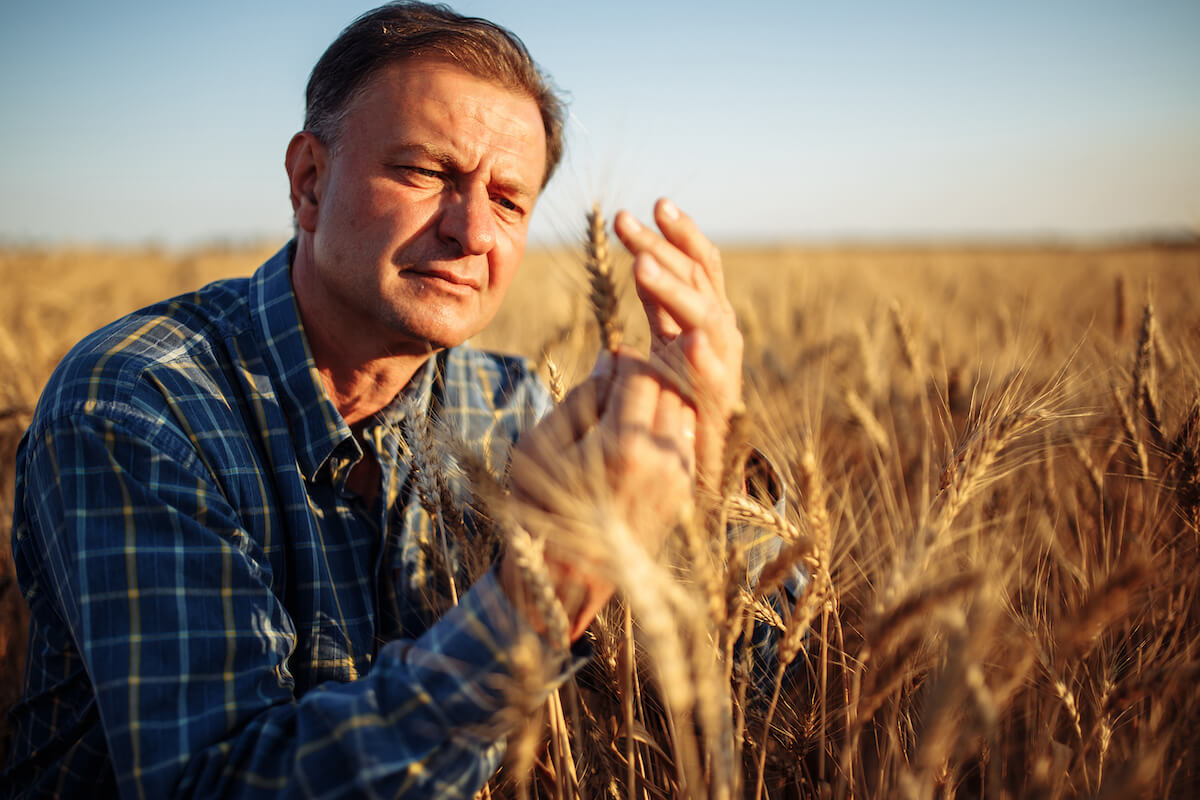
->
606, 354, 660, 436
651, 386, 696, 478
614, 211, 718, 303
633, 253, 729, 352
652, 197, 727, 301
636, 280, 684, 346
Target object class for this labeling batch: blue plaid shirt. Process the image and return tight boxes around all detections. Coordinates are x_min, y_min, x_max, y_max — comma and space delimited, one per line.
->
4, 243, 576, 798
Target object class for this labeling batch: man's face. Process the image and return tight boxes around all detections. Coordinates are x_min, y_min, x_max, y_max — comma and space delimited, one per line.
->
298, 59, 547, 354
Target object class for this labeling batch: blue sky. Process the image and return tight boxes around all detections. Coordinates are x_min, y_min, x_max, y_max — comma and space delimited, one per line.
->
1, 0, 1197, 246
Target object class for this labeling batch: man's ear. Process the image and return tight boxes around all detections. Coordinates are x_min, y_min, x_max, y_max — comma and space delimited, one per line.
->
286, 132, 327, 233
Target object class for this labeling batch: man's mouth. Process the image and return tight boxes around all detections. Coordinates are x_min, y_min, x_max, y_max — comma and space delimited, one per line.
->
410, 268, 481, 291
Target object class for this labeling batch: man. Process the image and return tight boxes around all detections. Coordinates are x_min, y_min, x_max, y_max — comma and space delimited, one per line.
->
3, 2, 744, 797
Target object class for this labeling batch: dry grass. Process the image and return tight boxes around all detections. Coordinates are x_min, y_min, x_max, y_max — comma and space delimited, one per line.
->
1, 235, 1198, 797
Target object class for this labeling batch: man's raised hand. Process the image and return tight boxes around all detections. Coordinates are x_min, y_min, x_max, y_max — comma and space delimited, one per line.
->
614, 198, 744, 492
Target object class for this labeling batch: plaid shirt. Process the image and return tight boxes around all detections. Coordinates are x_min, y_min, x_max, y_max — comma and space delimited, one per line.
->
4, 243, 576, 799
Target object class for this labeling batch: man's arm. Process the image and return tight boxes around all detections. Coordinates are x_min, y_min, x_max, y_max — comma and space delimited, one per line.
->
12, 407, 579, 799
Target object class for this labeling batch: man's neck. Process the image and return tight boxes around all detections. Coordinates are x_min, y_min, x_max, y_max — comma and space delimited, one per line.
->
289, 239, 437, 428
316, 354, 431, 429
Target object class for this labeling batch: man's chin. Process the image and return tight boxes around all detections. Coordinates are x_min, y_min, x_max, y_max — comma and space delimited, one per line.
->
380, 303, 492, 354
389, 323, 473, 354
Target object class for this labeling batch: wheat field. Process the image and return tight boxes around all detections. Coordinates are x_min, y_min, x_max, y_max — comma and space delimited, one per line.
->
1, 235, 1198, 797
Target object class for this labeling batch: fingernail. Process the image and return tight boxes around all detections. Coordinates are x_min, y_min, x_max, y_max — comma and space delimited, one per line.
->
659, 198, 679, 221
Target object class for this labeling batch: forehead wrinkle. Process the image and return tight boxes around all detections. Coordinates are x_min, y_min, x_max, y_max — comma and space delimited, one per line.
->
361, 62, 546, 197
409, 113, 541, 201
458, 108, 540, 172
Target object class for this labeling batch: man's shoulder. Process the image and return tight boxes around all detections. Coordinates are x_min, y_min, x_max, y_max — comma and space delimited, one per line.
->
32, 277, 253, 430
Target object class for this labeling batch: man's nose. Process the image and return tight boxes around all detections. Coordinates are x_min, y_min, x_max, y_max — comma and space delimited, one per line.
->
437, 184, 496, 256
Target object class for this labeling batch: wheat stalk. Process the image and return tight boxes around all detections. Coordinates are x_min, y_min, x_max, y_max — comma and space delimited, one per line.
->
845, 388, 891, 457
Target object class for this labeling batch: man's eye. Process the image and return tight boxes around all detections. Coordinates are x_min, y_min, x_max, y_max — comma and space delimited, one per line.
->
397, 165, 443, 180
493, 195, 521, 214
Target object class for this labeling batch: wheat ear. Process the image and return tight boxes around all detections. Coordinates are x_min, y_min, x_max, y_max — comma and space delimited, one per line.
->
1111, 382, 1150, 478
933, 407, 1045, 527
543, 350, 566, 404
585, 204, 621, 353
889, 299, 922, 376
1132, 302, 1166, 449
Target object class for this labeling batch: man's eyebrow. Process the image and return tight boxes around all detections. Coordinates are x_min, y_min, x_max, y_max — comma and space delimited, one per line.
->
493, 175, 536, 203
391, 143, 456, 169
390, 143, 536, 201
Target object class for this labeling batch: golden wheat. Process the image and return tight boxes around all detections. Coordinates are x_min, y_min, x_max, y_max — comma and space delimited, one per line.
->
2, 238, 1199, 797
